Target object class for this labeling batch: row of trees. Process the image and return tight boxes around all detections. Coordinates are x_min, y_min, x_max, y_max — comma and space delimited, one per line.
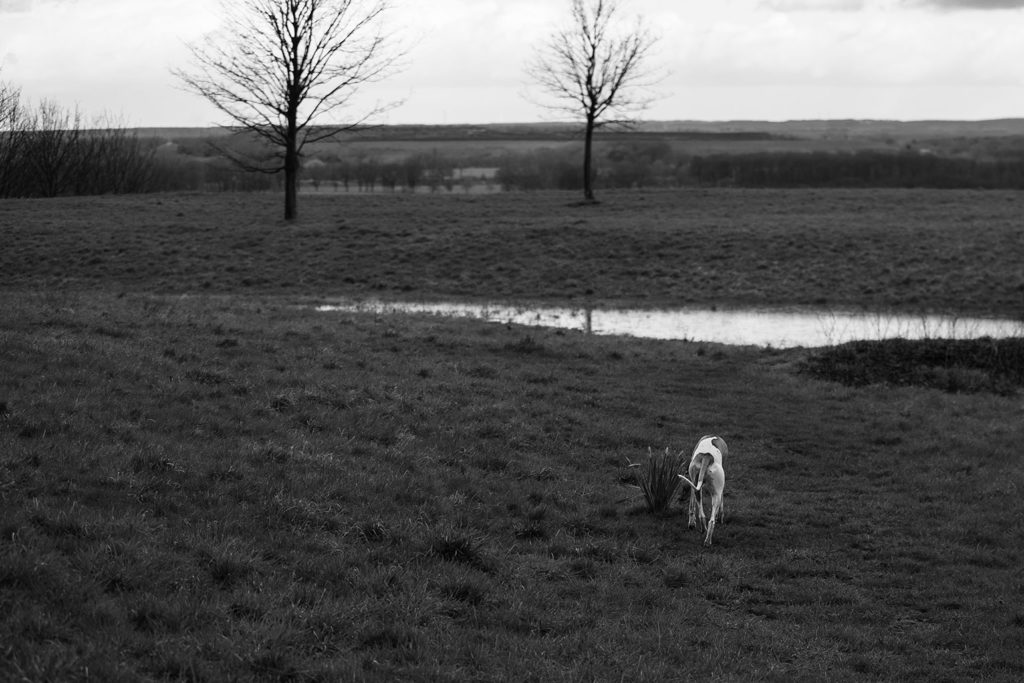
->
496, 146, 1024, 191
146, 142, 472, 194
689, 151, 1024, 189
172, 143, 1024, 193
147, 154, 276, 193
304, 152, 463, 192
496, 141, 686, 190
5, 106, 1024, 196
0, 83, 155, 198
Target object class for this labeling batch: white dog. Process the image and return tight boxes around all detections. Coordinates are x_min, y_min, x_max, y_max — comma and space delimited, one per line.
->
679, 435, 728, 546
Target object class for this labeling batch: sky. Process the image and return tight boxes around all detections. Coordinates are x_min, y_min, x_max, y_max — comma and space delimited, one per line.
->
1, 0, 1024, 127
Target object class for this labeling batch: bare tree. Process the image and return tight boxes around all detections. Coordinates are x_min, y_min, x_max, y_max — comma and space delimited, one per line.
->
0, 80, 26, 196
26, 100, 86, 198
77, 115, 157, 195
175, 0, 403, 220
528, 0, 660, 202
0, 79, 18, 125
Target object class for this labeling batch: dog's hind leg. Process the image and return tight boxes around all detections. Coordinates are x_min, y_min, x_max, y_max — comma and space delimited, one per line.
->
687, 486, 698, 529
705, 489, 723, 546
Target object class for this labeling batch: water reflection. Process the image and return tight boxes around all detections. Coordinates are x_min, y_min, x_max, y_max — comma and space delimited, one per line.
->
316, 299, 1022, 348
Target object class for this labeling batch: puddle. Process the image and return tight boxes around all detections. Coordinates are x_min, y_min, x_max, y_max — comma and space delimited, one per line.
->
316, 299, 1023, 348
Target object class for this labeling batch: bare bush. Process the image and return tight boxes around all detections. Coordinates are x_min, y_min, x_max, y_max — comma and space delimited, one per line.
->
0, 80, 29, 196
0, 96, 156, 198
24, 100, 86, 197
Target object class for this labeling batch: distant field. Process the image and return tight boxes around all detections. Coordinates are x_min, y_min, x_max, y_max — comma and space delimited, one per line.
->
2, 188, 1023, 680
2, 188, 1023, 317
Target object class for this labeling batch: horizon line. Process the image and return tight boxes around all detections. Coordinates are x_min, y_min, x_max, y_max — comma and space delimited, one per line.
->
130, 116, 1024, 130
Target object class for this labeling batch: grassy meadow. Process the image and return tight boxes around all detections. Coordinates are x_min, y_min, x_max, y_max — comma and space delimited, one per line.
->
3, 188, 1023, 315
2, 189, 1024, 681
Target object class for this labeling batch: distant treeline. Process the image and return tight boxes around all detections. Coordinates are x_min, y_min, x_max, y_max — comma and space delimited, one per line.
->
495, 144, 1024, 191
496, 141, 688, 191
302, 152, 462, 192
147, 152, 276, 193
689, 151, 1024, 189
4, 86, 1024, 196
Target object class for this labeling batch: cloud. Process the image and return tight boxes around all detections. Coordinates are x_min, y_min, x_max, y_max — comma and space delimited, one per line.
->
0, 0, 31, 11
0, 0, 79, 11
921, 0, 1024, 7
667, 0, 1024, 92
761, 0, 1024, 9
760, 0, 869, 10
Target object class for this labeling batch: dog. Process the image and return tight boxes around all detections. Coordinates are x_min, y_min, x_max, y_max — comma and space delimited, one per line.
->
679, 435, 727, 546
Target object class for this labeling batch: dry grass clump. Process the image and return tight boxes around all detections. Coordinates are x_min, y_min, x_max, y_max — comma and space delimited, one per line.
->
628, 447, 688, 513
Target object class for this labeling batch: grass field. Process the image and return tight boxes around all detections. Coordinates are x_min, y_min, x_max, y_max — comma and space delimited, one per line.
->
2, 189, 1023, 681
2, 188, 1023, 316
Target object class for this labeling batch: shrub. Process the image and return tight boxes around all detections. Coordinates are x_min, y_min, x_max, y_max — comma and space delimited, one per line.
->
628, 447, 686, 514
801, 337, 1024, 395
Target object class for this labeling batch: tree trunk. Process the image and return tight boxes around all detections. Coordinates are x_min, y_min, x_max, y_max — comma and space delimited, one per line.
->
284, 152, 298, 220
284, 116, 299, 221
583, 116, 596, 202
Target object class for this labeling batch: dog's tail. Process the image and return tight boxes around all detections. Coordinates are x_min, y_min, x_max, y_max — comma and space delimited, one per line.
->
678, 454, 711, 491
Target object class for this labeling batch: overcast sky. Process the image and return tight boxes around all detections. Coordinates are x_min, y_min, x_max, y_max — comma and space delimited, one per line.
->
1, 0, 1023, 126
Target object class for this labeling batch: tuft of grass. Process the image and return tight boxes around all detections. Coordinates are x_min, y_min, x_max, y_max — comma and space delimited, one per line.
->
503, 335, 546, 354
437, 573, 491, 606
350, 518, 392, 543
425, 527, 495, 573
628, 447, 687, 514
